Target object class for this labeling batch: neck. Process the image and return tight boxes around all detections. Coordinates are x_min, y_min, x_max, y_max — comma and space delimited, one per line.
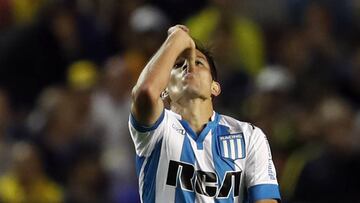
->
171, 98, 214, 134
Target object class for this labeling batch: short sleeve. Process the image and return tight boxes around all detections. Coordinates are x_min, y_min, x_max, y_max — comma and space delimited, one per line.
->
128, 109, 169, 157
245, 127, 281, 202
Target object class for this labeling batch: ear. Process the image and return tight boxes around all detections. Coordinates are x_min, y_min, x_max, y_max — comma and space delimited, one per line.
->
211, 81, 221, 97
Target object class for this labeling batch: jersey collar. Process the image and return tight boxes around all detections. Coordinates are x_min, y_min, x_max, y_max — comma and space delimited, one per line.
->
178, 111, 220, 149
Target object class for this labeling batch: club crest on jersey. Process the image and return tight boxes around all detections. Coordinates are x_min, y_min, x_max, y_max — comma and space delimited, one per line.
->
218, 133, 246, 160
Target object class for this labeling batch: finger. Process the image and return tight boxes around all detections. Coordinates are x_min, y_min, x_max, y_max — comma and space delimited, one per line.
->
167, 26, 176, 35
177, 25, 189, 33
168, 25, 189, 35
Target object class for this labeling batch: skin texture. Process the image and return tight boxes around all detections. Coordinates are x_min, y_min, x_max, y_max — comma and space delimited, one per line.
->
131, 25, 195, 127
131, 25, 278, 203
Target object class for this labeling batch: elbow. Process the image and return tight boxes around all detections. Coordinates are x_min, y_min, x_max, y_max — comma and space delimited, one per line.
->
131, 84, 163, 125
132, 84, 159, 109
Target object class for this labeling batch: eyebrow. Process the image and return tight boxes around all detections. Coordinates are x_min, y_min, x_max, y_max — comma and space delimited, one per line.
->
196, 55, 207, 61
174, 54, 207, 64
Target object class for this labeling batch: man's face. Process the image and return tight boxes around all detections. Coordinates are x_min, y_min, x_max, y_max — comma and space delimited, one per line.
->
167, 49, 219, 103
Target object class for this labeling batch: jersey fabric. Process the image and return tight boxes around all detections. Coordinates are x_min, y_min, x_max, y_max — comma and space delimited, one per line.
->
129, 109, 281, 203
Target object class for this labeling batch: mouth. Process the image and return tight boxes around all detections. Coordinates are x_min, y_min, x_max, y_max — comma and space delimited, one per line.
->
184, 73, 194, 80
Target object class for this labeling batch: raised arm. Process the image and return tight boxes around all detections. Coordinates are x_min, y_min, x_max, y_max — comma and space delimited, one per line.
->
131, 25, 195, 126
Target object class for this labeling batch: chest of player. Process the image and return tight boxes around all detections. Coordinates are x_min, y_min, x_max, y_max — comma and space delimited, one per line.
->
160, 121, 247, 198
164, 121, 247, 163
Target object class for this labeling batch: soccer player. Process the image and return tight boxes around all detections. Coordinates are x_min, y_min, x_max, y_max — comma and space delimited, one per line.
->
129, 25, 281, 203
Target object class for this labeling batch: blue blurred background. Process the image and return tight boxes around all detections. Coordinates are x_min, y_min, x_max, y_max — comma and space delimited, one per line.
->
0, 0, 360, 202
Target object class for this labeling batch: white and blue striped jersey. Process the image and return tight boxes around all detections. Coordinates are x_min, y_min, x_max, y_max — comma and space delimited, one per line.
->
129, 109, 281, 203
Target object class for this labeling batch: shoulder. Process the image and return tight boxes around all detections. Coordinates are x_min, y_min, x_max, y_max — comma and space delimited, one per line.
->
165, 109, 181, 120
217, 113, 257, 135
217, 113, 269, 144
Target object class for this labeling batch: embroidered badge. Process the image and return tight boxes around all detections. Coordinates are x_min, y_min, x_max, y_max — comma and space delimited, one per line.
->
218, 133, 246, 160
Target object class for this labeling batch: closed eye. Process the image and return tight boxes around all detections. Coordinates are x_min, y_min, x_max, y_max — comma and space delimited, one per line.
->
195, 60, 204, 66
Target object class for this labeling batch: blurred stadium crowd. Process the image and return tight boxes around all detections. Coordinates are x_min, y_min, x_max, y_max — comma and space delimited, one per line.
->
1, 0, 360, 202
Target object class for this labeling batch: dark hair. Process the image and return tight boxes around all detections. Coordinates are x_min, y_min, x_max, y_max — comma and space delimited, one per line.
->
195, 42, 218, 82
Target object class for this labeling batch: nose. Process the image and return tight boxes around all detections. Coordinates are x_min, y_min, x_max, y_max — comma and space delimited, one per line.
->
185, 60, 195, 73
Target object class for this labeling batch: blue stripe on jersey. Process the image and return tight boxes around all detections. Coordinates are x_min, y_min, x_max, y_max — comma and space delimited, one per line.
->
242, 186, 249, 203
130, 110, 165, 132
212, 123, 236, 203
175, 134, 196, 203
136, 155, 145, 177
140, 139, 163, 203
179, 113, 220, 150
248, 184, 281, 202
178, 120, 197, 141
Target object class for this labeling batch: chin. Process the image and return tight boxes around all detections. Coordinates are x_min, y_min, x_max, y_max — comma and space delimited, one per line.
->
184, 87, 205, 99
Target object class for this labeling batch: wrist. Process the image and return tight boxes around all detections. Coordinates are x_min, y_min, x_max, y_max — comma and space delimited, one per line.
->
165, 32, 193, 53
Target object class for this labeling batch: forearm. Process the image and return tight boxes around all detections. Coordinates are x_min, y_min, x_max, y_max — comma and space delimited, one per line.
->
131, 25, 194, 125
134, 35, 185, 98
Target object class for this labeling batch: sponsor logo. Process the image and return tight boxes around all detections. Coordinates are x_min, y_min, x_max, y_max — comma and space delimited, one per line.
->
166, 160, 241, 198
172, 123, 186, 135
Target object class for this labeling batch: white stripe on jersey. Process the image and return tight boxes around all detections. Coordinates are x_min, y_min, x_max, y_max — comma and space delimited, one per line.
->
229, 139, 236, 160
155, 123, 185, 203
190, 129, 215, 203
222, 140, 229, 158
138, 157, 149, 203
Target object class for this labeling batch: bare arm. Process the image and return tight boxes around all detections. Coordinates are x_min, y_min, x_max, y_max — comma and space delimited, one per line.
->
131, 25, 195, 125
